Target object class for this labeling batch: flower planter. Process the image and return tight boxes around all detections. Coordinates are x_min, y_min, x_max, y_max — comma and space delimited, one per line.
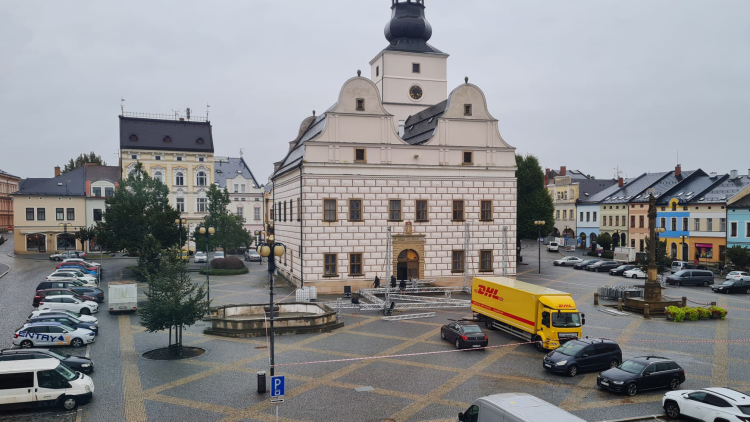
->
666, 313, 674, 321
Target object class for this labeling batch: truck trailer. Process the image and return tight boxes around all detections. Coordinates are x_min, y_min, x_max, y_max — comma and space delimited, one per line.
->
108, 281, 137, 314
471, 277, 584, 351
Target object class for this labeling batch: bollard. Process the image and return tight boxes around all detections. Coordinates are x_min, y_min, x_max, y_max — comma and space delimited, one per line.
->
617, 298, 623, 312
594, 292, 599, 306
682, 297, 687, 308
257, 371, 266, 394
644, 303, 650, 319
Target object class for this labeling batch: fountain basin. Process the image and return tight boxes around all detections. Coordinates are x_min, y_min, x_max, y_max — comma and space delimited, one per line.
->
204, 302, 343, 337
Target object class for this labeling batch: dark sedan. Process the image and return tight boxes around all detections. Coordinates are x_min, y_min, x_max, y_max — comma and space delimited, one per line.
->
27, 314, 99, 335
586, 261, 620, 272
34, 289, 98, 307
440, 321, 488, 349
609, 265, 636, 276
70, 286, 105, 302
712, 279, 750, 294
597, 356, 685, 396
574, 259, 600, 270
0, 348, 94, 374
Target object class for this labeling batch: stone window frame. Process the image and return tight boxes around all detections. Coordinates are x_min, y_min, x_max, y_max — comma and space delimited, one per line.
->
388, 199, 402, 222
464, 104, 472, 116
452, 200, 465, 222
66, 208, 75, 221
415, 199, 429, 222
349, 253, 364, 276
37, 208, 45, 221
631, 215, 636, 228
356, 99, 365, 112
26, 207, 34, 221
451, 250, 465, 273
412, 63, 421, 74
682, 217, 689, 231
354, 148, 366, 163
480, 200, 493, 222
176, 198, 185, 213
348, 199, 363, 222
323, 253, 338, 277
462, 151, 473, 165
323, 199, 338, 222
729, 221, 738, 238
479, 250, 493, 272
719, 218, 726, 233
56, 208, 64, 221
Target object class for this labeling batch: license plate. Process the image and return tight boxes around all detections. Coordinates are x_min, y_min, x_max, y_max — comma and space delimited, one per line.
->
472, 345, 481, 348
544, 363, 551, 368
118, 306, 128, 310
601, 381, 609, 386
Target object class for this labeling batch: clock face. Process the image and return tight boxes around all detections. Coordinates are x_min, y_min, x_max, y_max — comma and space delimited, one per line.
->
409, 85, 423, 100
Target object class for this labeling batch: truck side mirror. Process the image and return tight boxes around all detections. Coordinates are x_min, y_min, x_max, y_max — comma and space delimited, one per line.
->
581, 313, 586, 325
457, 412, 464, 422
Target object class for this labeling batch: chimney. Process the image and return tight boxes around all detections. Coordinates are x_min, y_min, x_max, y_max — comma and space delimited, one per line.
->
560, 166, 567, 176
618, 177, 624, 187
730, 169, 738, 178
54, 166, 61, 177
674, 164, 681, 178
710, 172, 717, 178
545, 168, 550, 186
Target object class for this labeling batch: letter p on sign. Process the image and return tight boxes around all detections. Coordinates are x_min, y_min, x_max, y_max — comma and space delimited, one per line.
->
271, 375, 285, 397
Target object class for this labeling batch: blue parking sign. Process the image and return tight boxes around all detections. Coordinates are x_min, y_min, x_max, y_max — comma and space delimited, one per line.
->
271, 375, 285, 397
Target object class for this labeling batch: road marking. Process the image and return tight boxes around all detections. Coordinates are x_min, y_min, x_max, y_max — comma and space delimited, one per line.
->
711, 297, 729, 387
119, 314, 147, 422
76, 406, 83, 422
85, 345, 91, 358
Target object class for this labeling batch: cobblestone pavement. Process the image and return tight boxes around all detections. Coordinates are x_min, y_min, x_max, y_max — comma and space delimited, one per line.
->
2, 239, 750, 421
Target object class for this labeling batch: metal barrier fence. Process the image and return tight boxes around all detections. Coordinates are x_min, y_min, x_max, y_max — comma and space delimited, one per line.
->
598, 285, 644, 300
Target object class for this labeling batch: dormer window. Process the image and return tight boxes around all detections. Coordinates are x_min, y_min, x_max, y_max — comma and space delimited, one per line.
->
356, 98, 365, 111
163, 136, 172, 143
412, 63, 420, 73
129, 134, 138, 142
464, 104, 473, 116
196, 138, 204, 145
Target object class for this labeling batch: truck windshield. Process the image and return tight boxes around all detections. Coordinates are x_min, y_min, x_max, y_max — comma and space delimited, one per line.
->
551, 312, 581, 328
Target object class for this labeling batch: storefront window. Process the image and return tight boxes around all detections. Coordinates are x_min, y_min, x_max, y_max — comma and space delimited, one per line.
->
696, 243, 713, 259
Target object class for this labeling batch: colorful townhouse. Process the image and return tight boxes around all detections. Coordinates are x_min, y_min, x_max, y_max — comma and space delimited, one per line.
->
576, 182, 624, 249
728, 189, 750, 250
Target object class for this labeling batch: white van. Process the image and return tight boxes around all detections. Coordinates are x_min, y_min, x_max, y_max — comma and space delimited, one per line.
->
458, 393, 585, 422
0, 358, 94, 410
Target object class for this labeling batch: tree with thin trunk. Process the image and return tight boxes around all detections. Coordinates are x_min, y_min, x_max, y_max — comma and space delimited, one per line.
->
726, 245, 750, 270
61, 152, 107, 174
516, 154, 555, 239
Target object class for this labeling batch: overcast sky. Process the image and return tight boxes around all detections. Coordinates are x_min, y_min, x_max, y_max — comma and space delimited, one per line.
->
2, 0, 749, 182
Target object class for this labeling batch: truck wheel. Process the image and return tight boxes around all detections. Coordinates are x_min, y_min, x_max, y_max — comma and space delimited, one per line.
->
455, 339, 462, 350
484, 318, 494, 330
534, 336, 546, 352
702, 281, 709, 287
568, 365, 578, 377
61, 396, 77, 410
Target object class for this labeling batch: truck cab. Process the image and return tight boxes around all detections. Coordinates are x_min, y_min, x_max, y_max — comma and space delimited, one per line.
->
538, 296, 584, 350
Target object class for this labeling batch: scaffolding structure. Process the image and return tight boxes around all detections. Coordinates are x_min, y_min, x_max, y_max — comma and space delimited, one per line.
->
463, 221, 472, 291
385, 226, 392, 278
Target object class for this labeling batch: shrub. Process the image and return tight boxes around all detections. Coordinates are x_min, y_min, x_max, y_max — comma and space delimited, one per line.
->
210, 257, 245, 270
199, 267, 249, 276
666, 306, 685, 322
698, 308, 712, 319
683, 307, 699, 321
709, 306, 728, 319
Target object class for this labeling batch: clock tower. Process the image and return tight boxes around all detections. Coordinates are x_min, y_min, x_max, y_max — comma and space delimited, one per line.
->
369, 0, 449, 131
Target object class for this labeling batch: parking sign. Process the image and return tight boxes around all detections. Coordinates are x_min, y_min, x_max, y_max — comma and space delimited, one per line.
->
271, 375, 285, 397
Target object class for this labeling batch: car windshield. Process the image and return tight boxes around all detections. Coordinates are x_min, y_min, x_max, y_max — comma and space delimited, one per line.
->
71, 281, 84, 286
555, 341, 586, 356
60, 324, 75, 331
550, 243, 558, 246
461, 325, 482, 334
615, 266, 628, 270
55, 363, 77, 381
196, 252, 206, 256
674, 270, 688, 276
619, 360, 647, 374
551, 312, 581, 328
46, 350, 69, 360
63, 311, 82, 318
738, 405, 750, 415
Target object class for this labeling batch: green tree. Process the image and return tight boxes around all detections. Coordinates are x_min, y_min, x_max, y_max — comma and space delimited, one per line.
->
95, 162, 184, 255
62, 152, 107, 174
73, 226, 96, 253
138, 252, 208, 354
133, 234, 162, 283
194, 184, 251, 252
726, 245, 750, 269
637, 237, 669, 275
597, 232, 613, 251
516, 154, 554, 239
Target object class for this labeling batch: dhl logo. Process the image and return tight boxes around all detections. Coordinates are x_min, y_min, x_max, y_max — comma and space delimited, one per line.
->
476, 285, 503, 301
558, 304, 573, 308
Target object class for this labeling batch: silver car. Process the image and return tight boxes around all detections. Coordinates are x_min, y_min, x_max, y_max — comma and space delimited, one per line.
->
194, 252, 207, 263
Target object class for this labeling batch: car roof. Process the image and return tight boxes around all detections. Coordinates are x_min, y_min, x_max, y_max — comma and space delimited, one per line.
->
702, 388, 750, 403
29, 314, 72, 319
43, 295, 80, 300
631, 356, 674, 363
0, 348, 54, 354
0, 358, 60, 373
25, 321, 65, 328
455, 321, 480, 326
573, 337, 618, 345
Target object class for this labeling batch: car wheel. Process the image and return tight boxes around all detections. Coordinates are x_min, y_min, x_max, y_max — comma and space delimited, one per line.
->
746, 288, 750, 294
726, 289, 731, 295
609, 359, 620, 369
80, 308, 91, 315
664, 401, 680, 419
20, 340, 33, 348
676, 281, 681, 286
626, 383, 638, 396
703, 281, 709, 287
71, 338, 84, 348
669, 377, 681, 390
568, 365, 578, 377
455, 339, 461, 350
632, 274, 637, 279
61, 396, 77, 410
534, 336, 546, 352
440, 330, 445, 340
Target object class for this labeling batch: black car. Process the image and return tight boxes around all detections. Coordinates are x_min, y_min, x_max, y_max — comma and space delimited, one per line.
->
543, 338, 622, 377
712, 279, 750, 294
440, 321, 488, 349
70, 286, 105, 302
586, 261, 620, 272
574, 259, 600, 270
665, 270, 715, 287
0, 348, 94, 374
597, 356, 685, 396
35, 280, 85, 292
27, 314, 98, 335
609, 265, 636, 276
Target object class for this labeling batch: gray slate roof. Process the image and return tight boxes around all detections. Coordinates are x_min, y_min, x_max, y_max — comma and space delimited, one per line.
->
13, 166, 87, 196
729, 192, 750, 208
272, 110, 330, 179
0, 169, 19, 178
629, 169, 699, 203
119, 116, 214, 153
402, 100, 447, 145
689, 174, 750, 204
656, 172, 724, 205
383, 38, 446, 55
214, 157, 260, 189
577, 179, 618, 198
577, 181, 631, 204
18, 178, 49, 191
600, 172, 670, 204
85, 165, 121, 183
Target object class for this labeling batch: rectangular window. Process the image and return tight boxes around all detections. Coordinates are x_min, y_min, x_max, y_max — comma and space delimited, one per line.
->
670, 217, 677, 231
389, 200, 402, 221
130, 154, 137, 160
154, 155, 161, 161
556, 210, 560, 219
66, 208, 75, 220
270, 204, 274, 221
234, 184, 239, 193
36, 208, 45, 221
462, 151, 473, 165
639, 239, 645, 252
376, 66, 379, 77
283, 201, 287, 221
746, 222, 750, 238
349, 199, 362, 221
720, 218, 726, 232
254, 207, 261, 221
639, 215, 644, 228
56, 208, 64, 221
660, 217, 666, 229
92, 187, 101, 197
324, 254, 337, 276
237, 207, 243, 218
609, 216, 613, 226
480, 200, 493, 221
26, 207, 34, 221
682, 217, 689, 231
707, 218, 713, 231
452, 200, 464, 221
105, 187, 114, 197
176, 156, 183, 161
176, 198, 185, 212
586, 212, 590, 222
197, 198, 207, 213
356, 98, 365, 111
323, 199, 337, 222
354, 148, 366, 162
464, 104, 472, 116
452, 250, 465, 273
615, 216, 619, 226
416, 200, 428, 222
580, 212, 584, 222
480, 250, 493, 272
412, 63, 420, 73
730, 222, 738, 237
241, 184, 245, 193
563, 210, 567, 220
694, 218, 700, 231
198, 157, 204, 162
631, 216, 636, 228
0, 372, 34, 390
593, 212, 597, 222
297, 197, 301, 221
349, 253, 363, 276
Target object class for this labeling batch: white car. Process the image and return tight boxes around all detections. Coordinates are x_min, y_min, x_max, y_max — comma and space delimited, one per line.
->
38, 295, 98, 315
13, 322, 95, 348
623, 268, 647, 279
63, 258, 101, 269
29, 309, 98, 325
194, 251, 207, 263
663, 387, 750, 421
553, 256, 583, 267
726, 271, 750, 282
51, 269, 97, 283
214, 251, 225, 259
547, 242, 559, 252
46, 272, 97, 287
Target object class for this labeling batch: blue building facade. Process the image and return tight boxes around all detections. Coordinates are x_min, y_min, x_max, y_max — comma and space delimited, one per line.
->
728, 193, 750, 249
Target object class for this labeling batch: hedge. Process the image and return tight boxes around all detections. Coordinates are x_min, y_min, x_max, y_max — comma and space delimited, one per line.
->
199, 268, 249, 276
210, 257, 245, 270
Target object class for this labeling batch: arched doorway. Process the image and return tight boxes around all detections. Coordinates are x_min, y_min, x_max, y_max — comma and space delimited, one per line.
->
613, 233, 621, 249
397, 249, 420, 281
590, 233, 598, 250
26, 233, 46, 252
621, 233, 627, 248
579, 233, 587, 247
670, 242, 678, 258
682, 243, 689, 261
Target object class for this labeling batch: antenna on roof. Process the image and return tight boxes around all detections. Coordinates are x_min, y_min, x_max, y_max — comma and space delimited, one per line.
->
120, 98, 125, 115
186, 108, 191, 121
613, 166, 622, 179
206, 104, 210, 120
240, 148, 244, 157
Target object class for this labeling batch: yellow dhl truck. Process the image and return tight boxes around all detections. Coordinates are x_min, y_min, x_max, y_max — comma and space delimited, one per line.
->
471, 277, 584, 351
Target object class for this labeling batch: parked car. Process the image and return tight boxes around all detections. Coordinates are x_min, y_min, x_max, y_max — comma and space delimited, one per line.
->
0, 348, 94, 374
244, 250, 261, 262
623, 268, 647, 279
0, 358, 95, 410
34, 289, 98, 307
543, 337, 622, 377
712, 279, 750, 295
597, 356, 685, 396
662, 387, 750, 421
586, 261, 620, 272
49, 269, 97, 283
45, 272, 96, 287
214, 251, 226, 259
36, 280, 86, 292
62, 258, 101, 270
457, 393, 586, 422
547, 242, 559, 252
609, 265, 636, 276
573, 259, 600, 270
68, 286, 104, 303
26, 314, 98, 335
56, 262, 98, 275
553, 256, 583, 267
194, 251, 207, 263
665, 270, 715, 287
12, 322, 95, 348
440, 321, 488, 349
671, 261, 708, 274
38, 295, 98, 315
29, 309, 98, 325
725, 271, 750, 282
49, 250, 85, 261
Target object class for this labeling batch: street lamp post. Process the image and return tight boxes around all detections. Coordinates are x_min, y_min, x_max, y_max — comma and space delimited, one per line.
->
614, 229, 620, 250
254, 230, 263, 266
256, 224, 286, 377
534, 221, 545, 274
678, 234, 688, 262
197, 225, 215, 316
59, 223, 73, 254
